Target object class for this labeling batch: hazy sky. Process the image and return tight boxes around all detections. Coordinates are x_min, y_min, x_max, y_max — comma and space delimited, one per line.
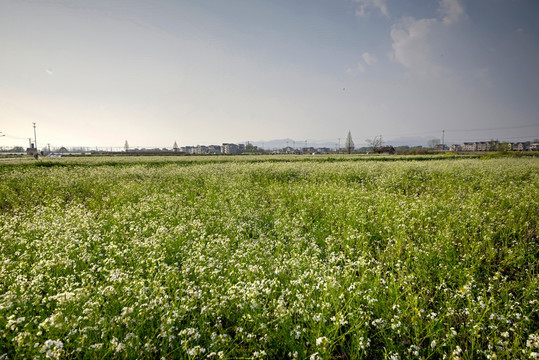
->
1, 0, 538, 148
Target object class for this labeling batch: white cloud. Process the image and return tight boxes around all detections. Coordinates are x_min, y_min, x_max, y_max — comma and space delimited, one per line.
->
438, 0, 464, 24
347, 52, 377, 76
347, 62, 365, 75
389, 0, 465, 76
390, 17, 441, 76
357, 62, 366, 73
361, 52, 377, 66
354, 0, 388, 17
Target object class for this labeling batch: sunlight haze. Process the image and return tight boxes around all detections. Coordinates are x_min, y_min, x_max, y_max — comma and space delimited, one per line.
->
1, 0, 538, 148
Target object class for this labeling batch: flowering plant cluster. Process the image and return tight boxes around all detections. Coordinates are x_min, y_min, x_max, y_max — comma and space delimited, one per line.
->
0, 156, 538, 359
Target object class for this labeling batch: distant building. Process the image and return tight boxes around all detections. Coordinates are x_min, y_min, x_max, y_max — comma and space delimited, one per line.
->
207, 145, 221, 154
194, 145, 208, 154
26, 143, 38, 156
461, 141, 498, 151
222, 143, 240, 154
476, 142, 489, 151
181, 146, 195, 154
283, 146, 300, 154
301, 147, 316, 154
514, 142, 529, 151
449, 144, 461, 152
316, 147, 331, 154
462, 142, 477, 151
434, 144, 448, 151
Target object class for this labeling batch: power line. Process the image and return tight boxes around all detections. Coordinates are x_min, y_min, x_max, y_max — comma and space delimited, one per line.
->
502, 134, 539, 140
449, 134, 539, 142
381, 123, 539, 140
444, 123, 539, 133
1, 133, 28, 140
315, 123, 539, 144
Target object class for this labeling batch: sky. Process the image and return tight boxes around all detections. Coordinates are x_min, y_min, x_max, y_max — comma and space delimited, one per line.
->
1, 0, 538, 149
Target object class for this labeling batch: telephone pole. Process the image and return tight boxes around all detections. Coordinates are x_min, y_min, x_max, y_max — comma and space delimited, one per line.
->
33, 123, 37, 149
442, 129, 445, 147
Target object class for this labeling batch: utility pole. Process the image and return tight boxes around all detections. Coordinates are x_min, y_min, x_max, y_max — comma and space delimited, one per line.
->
33, 123, 37, 150
442, 129, 445, 147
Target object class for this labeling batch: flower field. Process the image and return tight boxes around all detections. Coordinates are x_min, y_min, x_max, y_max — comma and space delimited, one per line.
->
1, 155, 538, 359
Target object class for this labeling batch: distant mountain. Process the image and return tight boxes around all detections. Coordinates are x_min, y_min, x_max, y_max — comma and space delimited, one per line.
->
383, 136, 431, 147
250, 136, 431, 150
251, 139, 339, 150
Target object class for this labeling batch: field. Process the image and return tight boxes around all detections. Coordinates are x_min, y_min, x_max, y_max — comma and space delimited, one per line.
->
1, 155, 538, 359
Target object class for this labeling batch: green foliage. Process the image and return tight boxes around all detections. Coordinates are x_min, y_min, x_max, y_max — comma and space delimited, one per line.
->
0, 157, 538, 359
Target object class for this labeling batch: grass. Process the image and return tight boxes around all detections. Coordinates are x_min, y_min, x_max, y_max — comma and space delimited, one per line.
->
0, 155, 538, 359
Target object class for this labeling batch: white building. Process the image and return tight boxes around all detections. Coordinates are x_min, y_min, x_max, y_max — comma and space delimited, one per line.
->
462, 142, 477, 151
222, 143, 240, 154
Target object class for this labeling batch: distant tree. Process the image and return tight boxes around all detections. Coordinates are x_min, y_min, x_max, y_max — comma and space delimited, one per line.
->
366, 135, 383, 153
428, 138, 441, 149
497, 142, 511, 152
173, 141, 179, 152
245, 142, 260, 154
396, 145, 410, 154
345, 131, 355, 154
124, 140, 129, 152
357, 146, 371, 154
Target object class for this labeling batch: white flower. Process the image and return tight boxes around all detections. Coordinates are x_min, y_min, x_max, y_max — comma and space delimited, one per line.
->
527, 334, 539, 348
316, 336, 328, 347
187, 346, 206, 356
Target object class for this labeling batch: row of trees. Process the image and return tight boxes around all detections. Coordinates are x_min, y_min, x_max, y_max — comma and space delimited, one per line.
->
0, 146, 25, 153
344, 131, 384, 154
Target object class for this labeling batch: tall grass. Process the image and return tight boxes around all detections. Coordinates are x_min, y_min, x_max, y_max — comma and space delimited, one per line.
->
0, 157, 538, 359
